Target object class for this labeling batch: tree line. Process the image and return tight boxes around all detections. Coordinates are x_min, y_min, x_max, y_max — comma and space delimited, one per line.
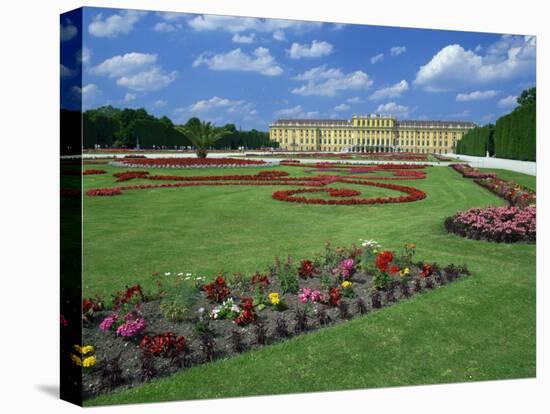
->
456, 87, 536, 161
80, 106, 277, 150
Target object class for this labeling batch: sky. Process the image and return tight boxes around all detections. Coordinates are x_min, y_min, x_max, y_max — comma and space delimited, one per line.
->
60, 7, 536, 130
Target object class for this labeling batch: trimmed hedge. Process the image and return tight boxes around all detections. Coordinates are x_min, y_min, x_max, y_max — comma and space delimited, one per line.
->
494, 103, 536, 161
127, 119, 190, 149
456, 125, 494, 156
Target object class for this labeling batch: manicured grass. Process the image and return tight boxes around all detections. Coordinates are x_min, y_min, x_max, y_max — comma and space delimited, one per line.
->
479, 168, 536, 191
83, 164, 535, 406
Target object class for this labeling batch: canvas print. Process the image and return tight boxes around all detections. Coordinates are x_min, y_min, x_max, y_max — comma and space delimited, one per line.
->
60, 6, 536, 407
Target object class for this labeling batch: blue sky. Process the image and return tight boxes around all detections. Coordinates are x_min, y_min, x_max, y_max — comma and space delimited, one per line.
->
60, 7, 536, 130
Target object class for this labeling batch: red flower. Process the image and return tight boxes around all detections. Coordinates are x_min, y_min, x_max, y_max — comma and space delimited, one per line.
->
140, 332, 186, 357
202, 275, 231, 303
298, 260, 316, 279
250, 272, 270, 291
328, 287, 341, 306
234, 297, 257, 326
375, 251, 394, 273
420, 264, 434, 278
390, 265, 400, 274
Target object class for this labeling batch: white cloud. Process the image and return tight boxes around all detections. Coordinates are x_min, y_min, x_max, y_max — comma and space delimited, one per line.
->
273, 30, 286, 41
76, 47, 91, 65
153, 22, 182, 32
60, 64, 76, 78
91, 52, 157, 78
174, 96, 257, 124
334, 103, 350, 112
88, 10, 146, 38
498, 95, 518, 108
288, 40, 333, 59
475, 44, 483, 53
376, 102, 410, 117
274, 105, 319, 119
390, 46, 407, 56
232, 33, 255, 44
347, 96, 364, 104
152, 99, 167, 108
187, 15, 321, 34
71, 84, 101, 106
193, 47, 283, 76
414, 36, 536, 90
292, 66, 373, 97
124, 92, 137, 103
370, 53, 384, 64
116, 67, 177, 91
60, 20, 77, 42
369, 80, 409, 101
456, 90, 499, 102
155, 11, 187, 22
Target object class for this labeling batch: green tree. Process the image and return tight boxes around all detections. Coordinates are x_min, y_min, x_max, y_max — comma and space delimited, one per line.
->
517, 87, 536, 107
175, 121, 231, 158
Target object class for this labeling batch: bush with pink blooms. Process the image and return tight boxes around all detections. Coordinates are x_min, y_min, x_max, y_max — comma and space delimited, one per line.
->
444, 206, 536, 243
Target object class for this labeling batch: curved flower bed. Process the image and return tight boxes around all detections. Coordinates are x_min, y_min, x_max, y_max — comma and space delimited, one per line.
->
444, 206, 536, 243
328, 189, 361, 197
474, 177, 535, 208
273, 180, 426, 205
78, 241, 469, 399
450, 163, 496, 179
115, 157, 268, 169
86, 188, 122, 196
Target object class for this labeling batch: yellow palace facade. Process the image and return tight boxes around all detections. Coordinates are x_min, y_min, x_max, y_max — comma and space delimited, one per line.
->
269, 114, 475, 154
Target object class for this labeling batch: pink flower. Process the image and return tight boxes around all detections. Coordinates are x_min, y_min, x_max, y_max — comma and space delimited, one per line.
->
99, 313, 118, 331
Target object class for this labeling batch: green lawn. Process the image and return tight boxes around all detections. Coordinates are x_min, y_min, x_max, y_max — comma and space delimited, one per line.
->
83, 164, 536, 406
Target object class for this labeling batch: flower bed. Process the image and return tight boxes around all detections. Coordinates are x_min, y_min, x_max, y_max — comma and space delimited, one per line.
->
78, 241, 469, 399
113, 171, 150, 182
474, 177, 535, 208
444, 206, 536, 243
450, 163, 496, 179
114, 157, 268, 169
86, 188, 122, 197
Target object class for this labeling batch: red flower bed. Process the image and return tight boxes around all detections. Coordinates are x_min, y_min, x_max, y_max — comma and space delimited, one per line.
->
272, 181, 426, 205
444, 206, 536, 243
119, 157, 266, 168
83, 169, 107, 175
474, 177, 535, 208
450, 164, 496, 179
375, 251, 394, 273
328, 189, 361, 197
140, 332, 186, 356
86, 188, 122, 196
113, 171, 150, 182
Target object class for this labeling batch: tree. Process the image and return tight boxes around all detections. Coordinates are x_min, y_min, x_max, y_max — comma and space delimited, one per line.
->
175, 121, 231, 158
517, 87, 536, 108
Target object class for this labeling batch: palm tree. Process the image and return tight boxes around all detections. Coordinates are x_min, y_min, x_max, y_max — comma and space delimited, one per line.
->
176, 121, 230, 158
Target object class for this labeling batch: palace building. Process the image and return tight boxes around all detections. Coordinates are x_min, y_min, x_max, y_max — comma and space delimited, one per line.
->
269, 114, 476, 154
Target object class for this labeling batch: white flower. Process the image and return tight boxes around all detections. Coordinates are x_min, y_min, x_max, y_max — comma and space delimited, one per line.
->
186, 272, 192, 276
184, 277, 190, 280
164, 272, 171, 276
198, 307, 205, 314
177, 272, 183, 276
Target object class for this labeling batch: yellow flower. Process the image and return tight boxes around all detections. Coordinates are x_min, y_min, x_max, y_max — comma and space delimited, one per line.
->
399, 267, 410, 277
341, 281, 352, 288
268, 292, 280, 305
74, 344, 95, 355
70, 354, 82, 366
82, 356, 97, 368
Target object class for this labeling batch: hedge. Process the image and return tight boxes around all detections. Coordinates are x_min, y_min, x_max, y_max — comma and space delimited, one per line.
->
494, 104, 536, 161
456, 125, 494, 156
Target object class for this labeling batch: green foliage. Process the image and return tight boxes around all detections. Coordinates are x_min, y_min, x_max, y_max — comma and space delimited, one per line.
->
269, 256, 299, 294
517, 87, 536, 107
494, 101, 536, 161
175, 121, 231, 158
159, 277, 200, 322
128, 119, 189, 149
456, 125, 493, 156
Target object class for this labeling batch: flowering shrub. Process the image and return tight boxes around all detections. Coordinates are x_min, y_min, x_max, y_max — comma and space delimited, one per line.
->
201, 276, 231, 303
474, 177, 535, 208
99, 313, 118, 331
333, 257, 356, 280
328, 287, 341, 306
140, 332, 186, 357
450, 164, 497, 179
375, 251, 394, 273
298, 259, 316, 279
116, 310, 147, 338
420, 264, 434, 278
83, 297, 103, 315
250, 272, 271, 291
234, 297, 257, 326
210, 298, 241, 320
444, 206, 536, 243
113, 285, 145, 310
298, 288, 323, 304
